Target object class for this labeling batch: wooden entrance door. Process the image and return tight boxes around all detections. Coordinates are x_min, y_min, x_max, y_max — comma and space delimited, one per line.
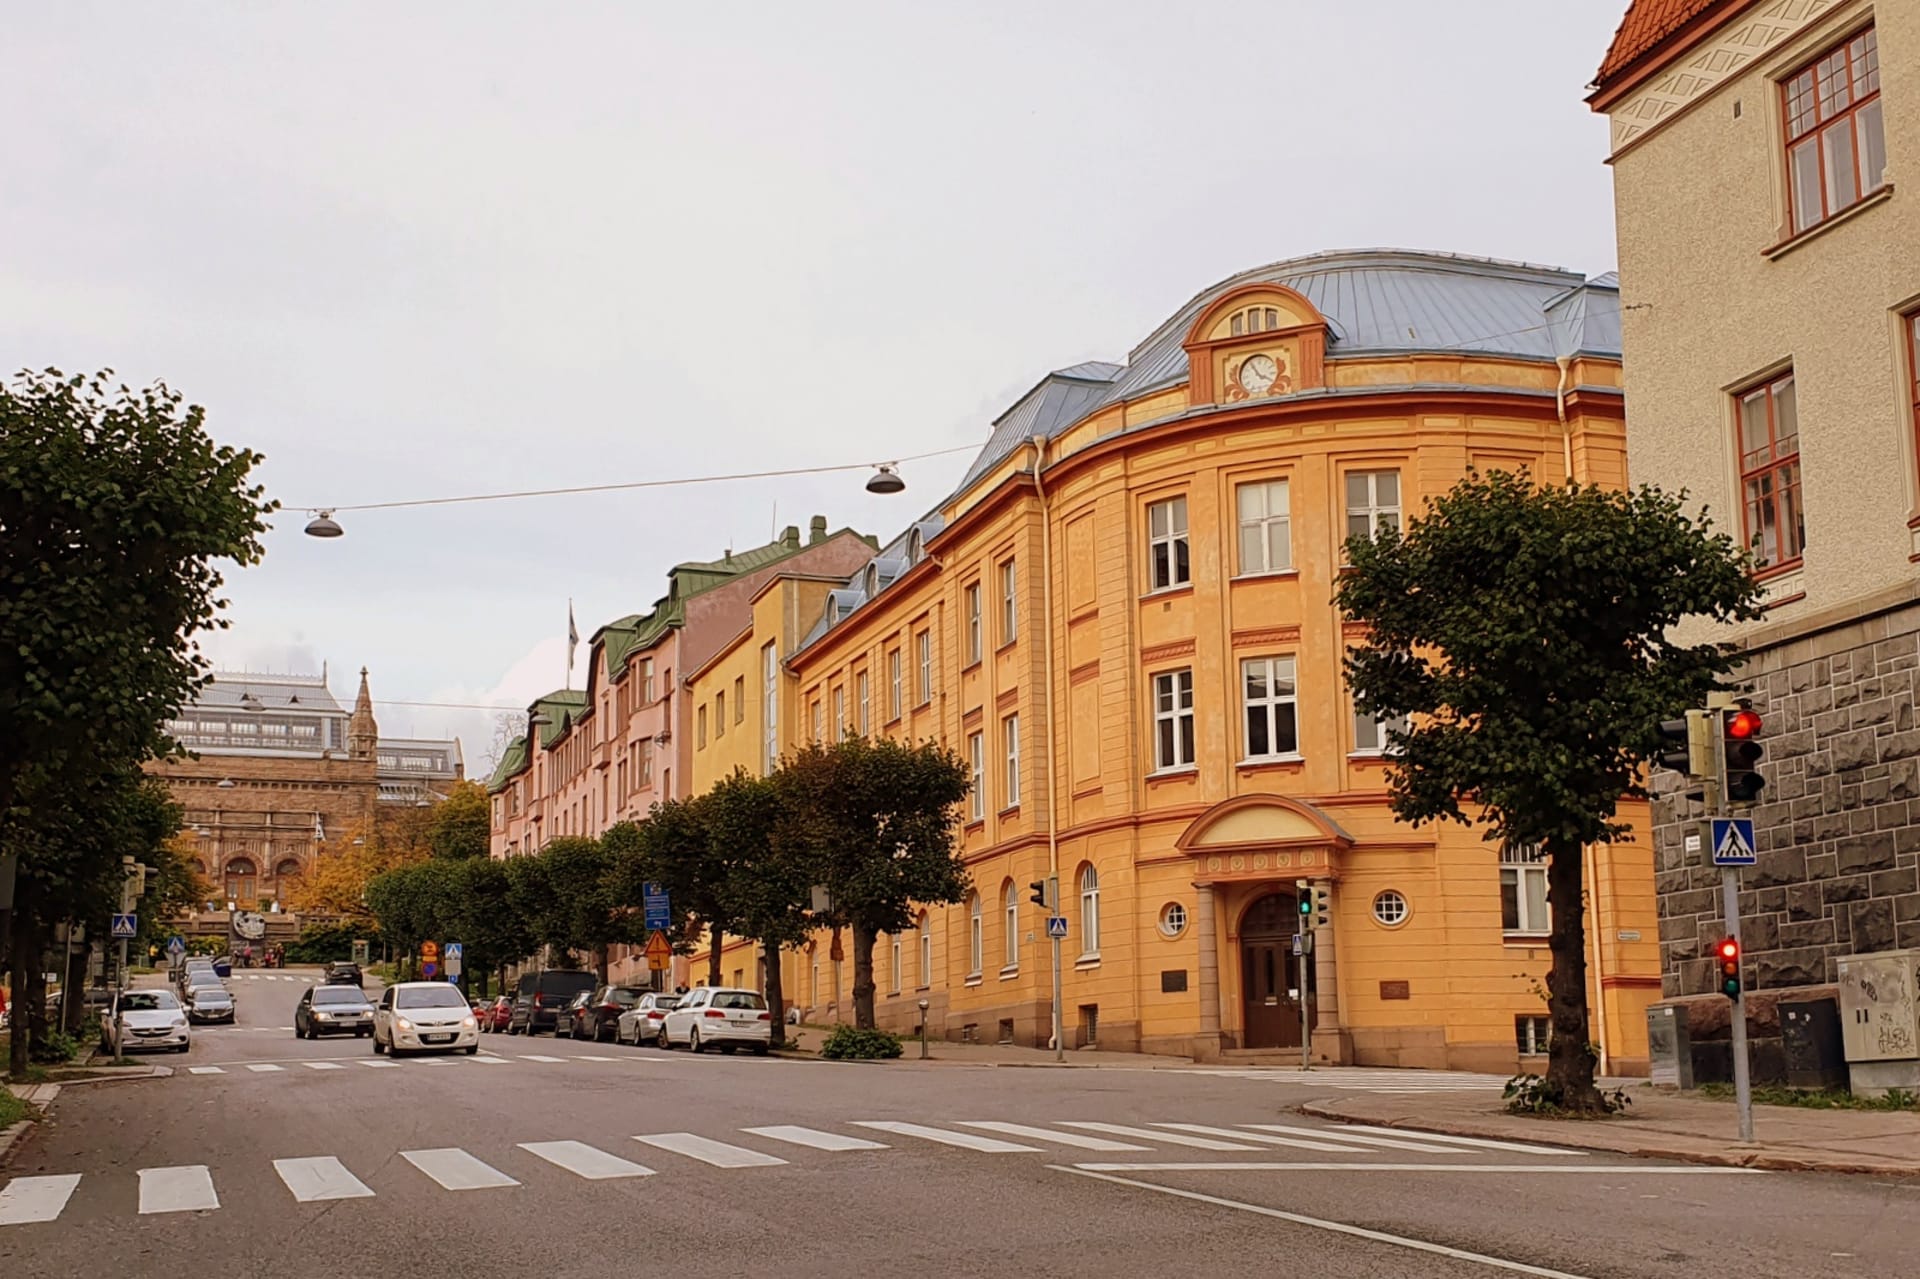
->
1240, 892, 1302, 1049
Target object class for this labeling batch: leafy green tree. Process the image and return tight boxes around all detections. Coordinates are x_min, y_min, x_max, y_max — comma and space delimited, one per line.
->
775, 738, 970, 1030
446, 855, 531, 995
625, 800, 739, 986
540, 836, 640, 982
506, 849, 563, 964
428, 780, 492, 859
1336, 471, 1762, 1113
709, 770, 810, 1042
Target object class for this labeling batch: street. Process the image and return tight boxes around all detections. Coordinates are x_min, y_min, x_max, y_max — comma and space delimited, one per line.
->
2, 969, 1914, 1278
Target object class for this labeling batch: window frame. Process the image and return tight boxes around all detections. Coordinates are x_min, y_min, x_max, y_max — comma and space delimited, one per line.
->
1780, 26, 1885, 235
967, 893, 983, 978
1344, 470, 1402, 550
967, 731, 985, 822
889, 933, 902, 995
1907, 311, 1920, 506
1150, 668, 1197, 772
916, 630, 933, 705
762, 641, 779, 775
714, 689, 725, 738
1735, 371, 1804, 574
696, 703, 708, 749
856, 670, 870, 736
1241, 655, 1301, 762
918, 915, 932, 988
1146, 496, 1191, 592
1352, 701, 1409, 757
1002, 879, 1019, 971
1235, 478, 1294, 575
1078, 864, 1100, 959
887, 648, 902, 722
964, 582, 983, 666
1516, 1014, 1550, 1056
999, 558, 1018, 645
1002, 713, 1021, 809
832, 687, 846, 740
1500, 845, 1551, 937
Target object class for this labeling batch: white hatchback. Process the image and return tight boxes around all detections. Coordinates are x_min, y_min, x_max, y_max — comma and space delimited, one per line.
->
373, 981, 479, 1056
659, 987, 772, 1055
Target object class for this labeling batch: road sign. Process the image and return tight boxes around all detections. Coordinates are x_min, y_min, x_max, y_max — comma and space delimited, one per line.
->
643, 883, 672, 933
444, 942, 463, 980
351, 939, 370, 966
111, 913, 137, 939
422, 960, 439, 980
644, 930, 672, 972
1711, 817, 1757, 866
421, 940, 440, 961
1045, 915, 1068, 940
165, 935, 186, 956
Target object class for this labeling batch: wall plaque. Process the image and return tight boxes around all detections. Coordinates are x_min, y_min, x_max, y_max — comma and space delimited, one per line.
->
1379, 980, 1411, 1001
1161, 970, 1189, 993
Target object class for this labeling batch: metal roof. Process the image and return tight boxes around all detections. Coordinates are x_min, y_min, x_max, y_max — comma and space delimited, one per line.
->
195, 671, 346, 716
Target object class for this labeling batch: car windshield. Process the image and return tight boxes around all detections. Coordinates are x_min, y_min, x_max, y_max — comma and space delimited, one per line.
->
609, 988, 643, 1006
120, 992, 179, 1012
188, 977, 224, 989
192, 987, 230, 1000
711, 992, 767, 1011
651, 995, 681, 1009
312, 988, 366, 1006
395, 986, 469, 1010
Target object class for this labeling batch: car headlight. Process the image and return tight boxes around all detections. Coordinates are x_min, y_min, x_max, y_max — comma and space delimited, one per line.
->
462, 1016, 476, 1029
396, 1017, 413, 1031
172, 1018, 188, 1029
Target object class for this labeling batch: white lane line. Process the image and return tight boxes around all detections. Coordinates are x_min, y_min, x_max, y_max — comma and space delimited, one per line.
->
1322, 1124, 1581, 1156
632, 1133, 788, 1168
138, 1166, 219, 1214
1059, 1121, 1259, 1151
187, 1066, 226, 1075
273, 1157, 375, 1202
957, 1122, 1152, 1152
517, 1141, 655, 1180
301, 1062, 346, 1072
1067, 1162, 1768, 1175
1152, 1123, 1377, 1154
1239, 1123, 1467, 1154
742, 1125, 888, 1152
576, 1055, 620, 1062
0, 1175, 83, 1226
358, 1060, 400, 1069
403, 1148, 519, 1190
245, 1064, 285, 1073
852, 1121, 1038, 1153
413, 1058, 456, 1066
467, 1055, 509, 1065
518, 1055, 567, 1063
1056, 1166, 1594, 1279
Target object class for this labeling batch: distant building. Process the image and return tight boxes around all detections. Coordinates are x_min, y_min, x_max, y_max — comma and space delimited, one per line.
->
148, 667, 463, 905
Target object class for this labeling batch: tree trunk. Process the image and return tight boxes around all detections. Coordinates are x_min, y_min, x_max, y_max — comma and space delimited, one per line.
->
61, 935, 88, 1037
1545, 839, 1604, 1113
6, 893, 30, 1081
706, 927, 723, 988
851, 922, 876, 1029
594, 944, 609, 984
764, 944, 787, 1048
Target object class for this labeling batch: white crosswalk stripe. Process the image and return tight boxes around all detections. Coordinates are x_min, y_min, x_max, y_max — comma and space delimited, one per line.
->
1060, 1121, 1261, 1151
273, 1157, 374, 1202
244, 1064, 284, 1073
1321, 1124, 1580, 1156
853, 1121, 1038, 1152
187, 1066, 225, 1075
632, 1133, 787, 1168
1187, 1068, 1514, 1093
301, 1062, 346, 1072
1238, 1123, 1468, 1154
517, 1141, 655, 1180
468, 1054, 509, 1064
358, 1060, 400, 1069
742, 1125, 887, 1151
576, 1055, 620, 1062
518, 1055, 567, 1063
403, 1148, 519, 1190
1153, 1123, 1370, 1153
956, 1122, 1151, 1151
0, 1175, 82, 1226
138, 1166, 219, 1214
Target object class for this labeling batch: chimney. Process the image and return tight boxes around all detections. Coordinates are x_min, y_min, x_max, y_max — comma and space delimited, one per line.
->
782, 524, 801, 550
809, 515, 828, 545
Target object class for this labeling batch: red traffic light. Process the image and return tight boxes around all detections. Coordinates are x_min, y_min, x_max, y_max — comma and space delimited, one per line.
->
1717, 938, 1739, 961
1726, 709, 1762, 739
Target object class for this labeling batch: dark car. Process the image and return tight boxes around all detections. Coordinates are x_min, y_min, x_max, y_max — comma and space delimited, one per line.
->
324, 962, 364, 987
561, 984, 648, 1042
506, 969, 598, 1036
296, 984, 375, 1039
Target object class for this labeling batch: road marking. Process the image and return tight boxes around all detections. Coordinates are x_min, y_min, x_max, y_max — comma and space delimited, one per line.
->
467, 1054, 509, 1065
1153, 1123, 1378, 1153
187, 1066, 225, 1075
358, 1060, 400, 1069
517, 1141, 656, 1180
633, 1133, 788, 1168
403, 1148, 519, 1190
1059, 1121, 1260, 1151
0, 1175, 83, 1226
1238, 1123, 1470, 1154
519, 1054, 567, 1063
1067, 1162, 1768, 1175
957, 1122, 1152, 1151
576, 1055, 621, 1062
273, 1156, 375, 1202
852, 1121, 1039, 1153
1055, 1167, 1595, 1279
742, 1125, 888, 1151
245, 1064, 285, 1073
413, 1057, 457, 1066
138, 1166, 219, 1214
301, 1062, 346, 1072
1322, 1124, 1581, 1156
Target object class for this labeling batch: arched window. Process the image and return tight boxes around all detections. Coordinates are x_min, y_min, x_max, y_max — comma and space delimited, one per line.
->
918, 912, 932, 986
967, 893, 983, 976
1078, 864, 1100, 957
224, 858, 257, 904
1002, 879, 1019, 970
274, 858, 303, 883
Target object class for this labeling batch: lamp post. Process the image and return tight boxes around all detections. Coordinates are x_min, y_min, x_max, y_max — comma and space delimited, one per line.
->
917, 997, 930, 1059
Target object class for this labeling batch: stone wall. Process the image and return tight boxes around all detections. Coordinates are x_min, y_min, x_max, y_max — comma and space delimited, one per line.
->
1652, 595, 1920, 999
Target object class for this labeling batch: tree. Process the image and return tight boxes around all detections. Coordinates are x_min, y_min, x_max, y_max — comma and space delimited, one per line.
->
775, 737, 970, 1029
479, 712, 524, 780
284, 823, 422, 917
428, 780, 491, 859
446, 855, 532, 994
626, 800, 739, 987
1335, 470, 1763, 1113
540, 836, 640, 982
709, 770, 810, 1042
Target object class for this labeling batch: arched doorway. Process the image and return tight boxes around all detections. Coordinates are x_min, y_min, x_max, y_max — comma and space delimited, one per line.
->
224, 858, 257, 904
1240, 891, 1303, 1049
274, 857, 303, 884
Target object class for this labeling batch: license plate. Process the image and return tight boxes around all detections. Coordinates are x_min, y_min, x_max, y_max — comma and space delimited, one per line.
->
425, 1033, 453, 1043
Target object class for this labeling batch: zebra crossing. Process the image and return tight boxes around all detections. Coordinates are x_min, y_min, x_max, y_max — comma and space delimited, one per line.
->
0, 1118, 1592, 1225
1182, 1068, 1517, 1093
181, 1050, 672, 1077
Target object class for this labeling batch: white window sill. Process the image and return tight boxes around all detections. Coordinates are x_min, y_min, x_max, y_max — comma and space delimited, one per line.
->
1148, 765, 1198, 780
1141, 582, 1194, 600
1502, 932, 1550, 946
1347, 749, 1401, 760
1075, 953, 1101, 970
1231, 569, 1299, 582
964, 974, 983, 988
1237, 754, 1304, 767
998, 965, 1020, 981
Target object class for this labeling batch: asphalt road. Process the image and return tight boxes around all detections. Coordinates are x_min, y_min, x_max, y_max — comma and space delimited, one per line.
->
3, 967, 1915, 1278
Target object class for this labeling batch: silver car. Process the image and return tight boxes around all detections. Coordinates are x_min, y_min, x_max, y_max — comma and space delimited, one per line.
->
100, 989, 191, 1055
615, 992, 681, 1046
185, 983, 235, 1024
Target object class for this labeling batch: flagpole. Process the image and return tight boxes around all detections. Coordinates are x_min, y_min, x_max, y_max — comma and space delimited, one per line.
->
566, 599, 578, 692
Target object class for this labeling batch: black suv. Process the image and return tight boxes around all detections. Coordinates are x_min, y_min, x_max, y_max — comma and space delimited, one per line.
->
507, 969, 597, 1035
324, 962, 363, 987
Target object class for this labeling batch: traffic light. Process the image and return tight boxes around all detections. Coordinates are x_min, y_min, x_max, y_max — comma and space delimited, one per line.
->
1723, 703, 1765, 803
1312, 886, 1332, 930
1716, 936, 1743, 1000
1029, 880, 1048, 909
1656, 709, 1715, 779
1295, 879, 1312, 922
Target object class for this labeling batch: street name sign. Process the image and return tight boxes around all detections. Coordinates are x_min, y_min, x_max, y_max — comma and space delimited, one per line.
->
1711, 817, 1757, 867
1045, 915, 1068, 940
111, 913, 137, 939
643, 883, 672, 933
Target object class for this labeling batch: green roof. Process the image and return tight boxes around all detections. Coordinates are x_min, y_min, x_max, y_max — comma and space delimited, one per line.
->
486, 736, 529, 792
532, 690, 588, 749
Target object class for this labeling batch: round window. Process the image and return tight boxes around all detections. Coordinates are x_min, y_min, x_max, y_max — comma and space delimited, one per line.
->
1372, 890, 1409, 927
1158, 902, 1188, 938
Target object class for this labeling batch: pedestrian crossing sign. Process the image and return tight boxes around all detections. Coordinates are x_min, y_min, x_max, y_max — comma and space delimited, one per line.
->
1710, 818, 1757, 866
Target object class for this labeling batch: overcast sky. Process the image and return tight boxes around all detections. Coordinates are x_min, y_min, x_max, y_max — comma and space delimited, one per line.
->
4, 1, 1629, 767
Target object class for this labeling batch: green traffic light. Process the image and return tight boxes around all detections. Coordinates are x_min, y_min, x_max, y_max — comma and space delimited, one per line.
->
1298, 899, 1311, 914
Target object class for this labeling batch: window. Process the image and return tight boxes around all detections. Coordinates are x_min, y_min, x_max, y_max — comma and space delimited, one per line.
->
696, 704, 708, 749
919, 915, 932, 986
1152, 669, 1196, 771
1909, 313, 1920, 490
1002, 714, 1021, 808
733, 676, 745, 724
762, 642, 779, 775
640, 658, 655, 703
1501, 845, 1550, 935
887, 648, 902, 721
967, 731, 985, 821
1783, 27, 1884, 235
638, 738, 653, 788
968, 894, 983, 976
811, 700, 823, 744
1229, 305, 1282, 336
1242, 656, 1299, 759
1372, 890, 1409, 926
1158, 902, 1188, 938
890, 934, 902, 995
916, 630, 933, 705
1738, 372, 1804, 570
1147, 497, 1190, 590
714, 690, 725, 737
1345, 471, 1401, 546
1236, 479, 1293, 574
1353, 704, 1409, 755
1516, 1015, 1550, 1056
999, 559, 1018, 644
856, 671, 870, 736
1002, 880, 1019, 969
833, 687, 846, 739
1078, 864, 1100, 957
965, 583, 983, 664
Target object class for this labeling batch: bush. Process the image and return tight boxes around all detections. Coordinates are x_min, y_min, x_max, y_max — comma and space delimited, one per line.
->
32, 1030, 82, 1065
819, 1025, 904, 1060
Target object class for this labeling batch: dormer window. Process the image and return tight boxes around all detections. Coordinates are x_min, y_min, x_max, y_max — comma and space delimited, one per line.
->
827, 600, 841, 627
907, 529, 924, 564
865, 564, 881, 596
1230, 306, 1282, 336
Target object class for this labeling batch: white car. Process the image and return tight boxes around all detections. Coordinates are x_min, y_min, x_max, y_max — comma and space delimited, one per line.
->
372, 981, 480, 1057
100, 989, 191, 1055
658, 987, 771, 1055
615, 992, 682, 1046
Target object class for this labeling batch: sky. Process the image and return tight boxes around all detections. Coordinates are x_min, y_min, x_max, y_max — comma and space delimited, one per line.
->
4, 1, 1631, 771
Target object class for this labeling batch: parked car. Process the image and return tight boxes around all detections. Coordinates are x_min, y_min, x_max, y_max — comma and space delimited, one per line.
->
323, 962, 363, 987
505, 969, 597, 1036
211, 956, 232, 978
476, 995, 513, 1033
296, 984, 375, 1038
658, 987, 772, 1055
184, 983, 235, 1024
100, 989, 191, 1055
372, 981, 479, 1057
182, 973, 230, 1007
615, 992, 680, 1046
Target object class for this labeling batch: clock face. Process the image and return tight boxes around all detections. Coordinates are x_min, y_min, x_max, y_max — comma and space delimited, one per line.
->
1238, 353, 1278, 395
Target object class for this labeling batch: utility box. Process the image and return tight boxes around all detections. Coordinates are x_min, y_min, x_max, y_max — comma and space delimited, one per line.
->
1780, 998, 1846, 1091
1836, 949, 1920, 1098
1647, 1004, 1694, 1089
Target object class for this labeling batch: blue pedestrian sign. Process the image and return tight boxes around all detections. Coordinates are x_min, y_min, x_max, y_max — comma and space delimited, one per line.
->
1711, 818, 1757, 866
165, 935, 186, 955
111, 913, 138, 939
643, 882, 672, 933
444, 942, 463, 960
1046, 915, 1069, 940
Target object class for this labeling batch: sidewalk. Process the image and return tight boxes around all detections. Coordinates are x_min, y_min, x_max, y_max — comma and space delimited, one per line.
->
1300, 1086, 1920, 1176
777, 1023, 1191, 1069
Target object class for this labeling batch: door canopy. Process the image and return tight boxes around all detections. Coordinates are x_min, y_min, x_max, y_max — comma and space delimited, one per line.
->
1175, 795, 1352, 880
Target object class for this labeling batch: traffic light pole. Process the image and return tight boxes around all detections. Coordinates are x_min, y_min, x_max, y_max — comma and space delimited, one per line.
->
1708, 702, 1755, 1143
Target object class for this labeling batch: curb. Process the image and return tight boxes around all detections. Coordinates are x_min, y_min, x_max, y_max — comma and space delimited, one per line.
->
0, 1118, 34, 1171
1297, 1101, 1920, 1178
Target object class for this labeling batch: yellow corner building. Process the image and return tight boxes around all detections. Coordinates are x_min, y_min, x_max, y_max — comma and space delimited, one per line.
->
684, 249, 1660, 1074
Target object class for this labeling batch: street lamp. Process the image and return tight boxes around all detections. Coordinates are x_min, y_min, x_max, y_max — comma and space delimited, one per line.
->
917, 997, 930, 1060
865, 464, 906, 495
304, 510, 344, 538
